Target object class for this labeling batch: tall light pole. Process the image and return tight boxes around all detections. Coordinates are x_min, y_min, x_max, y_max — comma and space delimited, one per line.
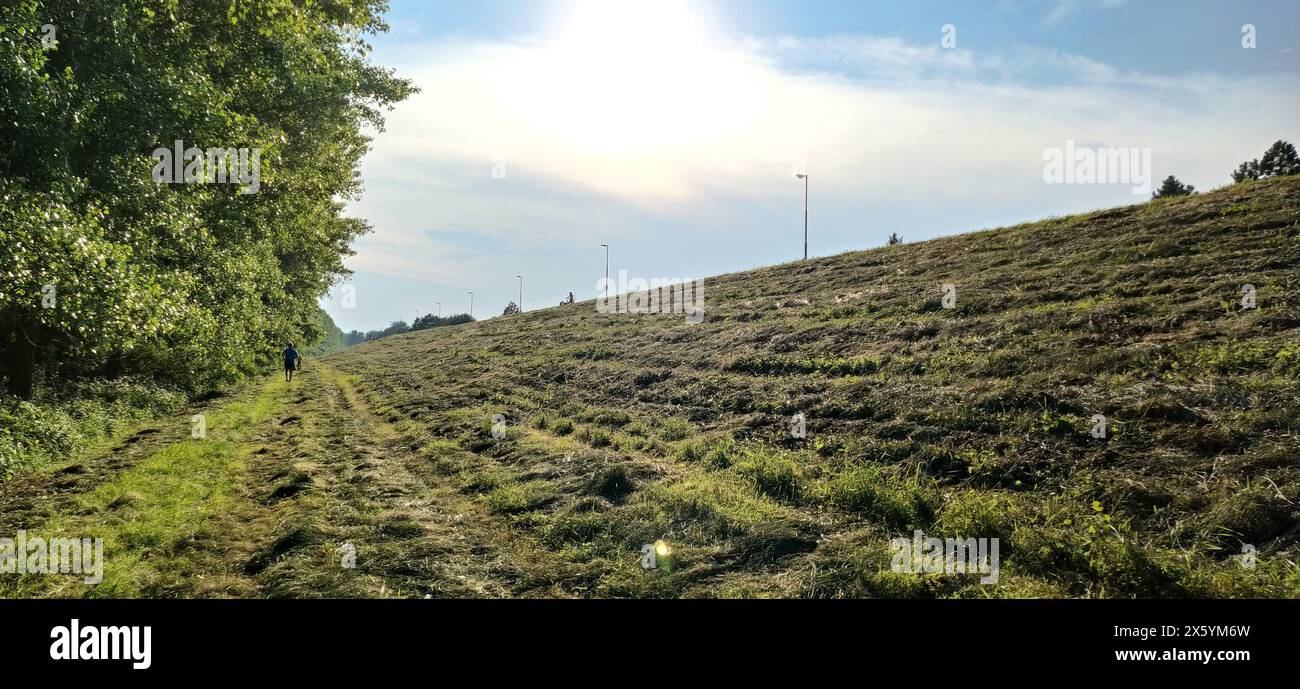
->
468, 291, 473, 318
516, 275, 523, 313
796, 173, 808, 260
600, 243, 609, 299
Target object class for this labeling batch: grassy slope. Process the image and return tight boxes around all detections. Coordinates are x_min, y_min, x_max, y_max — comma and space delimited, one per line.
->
326, 178, 1300, 598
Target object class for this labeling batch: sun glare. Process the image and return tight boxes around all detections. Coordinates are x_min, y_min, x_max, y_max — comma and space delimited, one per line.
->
504, 0, 756, 159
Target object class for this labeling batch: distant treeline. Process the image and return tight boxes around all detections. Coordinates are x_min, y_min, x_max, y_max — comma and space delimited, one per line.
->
342, 314, 475, 347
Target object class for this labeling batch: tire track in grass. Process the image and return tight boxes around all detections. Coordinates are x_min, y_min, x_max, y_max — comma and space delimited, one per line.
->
0, 375, 290, 598
252, 363, 574, 598
2, 363, 575, 598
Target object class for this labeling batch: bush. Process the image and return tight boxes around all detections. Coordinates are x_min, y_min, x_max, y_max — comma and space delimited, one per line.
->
0, 378, 185, 479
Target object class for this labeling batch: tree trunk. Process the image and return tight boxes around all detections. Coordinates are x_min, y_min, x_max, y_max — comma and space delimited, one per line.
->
7, 320, 37, 400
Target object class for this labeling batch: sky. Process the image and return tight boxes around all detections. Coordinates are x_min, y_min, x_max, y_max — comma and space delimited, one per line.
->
323, 0, 1300, 332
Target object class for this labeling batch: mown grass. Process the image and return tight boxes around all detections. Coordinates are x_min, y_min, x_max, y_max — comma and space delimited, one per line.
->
324, 177, 1300, 598
0, 379, 283, 598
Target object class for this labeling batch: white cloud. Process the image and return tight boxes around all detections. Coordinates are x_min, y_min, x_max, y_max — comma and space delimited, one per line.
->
1046, 0, 1128, 25
344, 26, 1297, 299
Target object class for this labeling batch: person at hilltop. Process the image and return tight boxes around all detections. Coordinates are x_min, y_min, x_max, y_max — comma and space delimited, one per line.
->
283, 343, 301, 383
567, 292, 575, 304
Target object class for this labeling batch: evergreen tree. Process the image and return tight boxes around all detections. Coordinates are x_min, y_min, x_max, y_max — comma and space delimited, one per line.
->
1152, 175, 1195, 199
1231, 140, 1300, 183
1259, 140, 1300, 177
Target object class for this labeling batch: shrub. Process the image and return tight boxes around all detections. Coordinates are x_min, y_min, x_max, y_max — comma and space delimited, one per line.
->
0, 378, 185, 480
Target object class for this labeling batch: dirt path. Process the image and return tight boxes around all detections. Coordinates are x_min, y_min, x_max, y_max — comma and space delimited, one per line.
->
0, 364, 568, 598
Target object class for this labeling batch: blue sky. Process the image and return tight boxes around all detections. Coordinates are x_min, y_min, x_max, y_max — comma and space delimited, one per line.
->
324, 0, 1299, 331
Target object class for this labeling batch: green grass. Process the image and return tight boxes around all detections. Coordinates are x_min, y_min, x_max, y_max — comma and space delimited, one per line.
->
13, 178, 1297, 599
0, 378, 186, 480
1, 379, 283, 597
317, 177, 1300, 597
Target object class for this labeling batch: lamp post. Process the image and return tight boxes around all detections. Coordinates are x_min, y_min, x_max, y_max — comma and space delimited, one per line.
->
796, 173, 808, 260
600, 243, 609, 299
516, 275, 523, 313
468, 291, 473, 318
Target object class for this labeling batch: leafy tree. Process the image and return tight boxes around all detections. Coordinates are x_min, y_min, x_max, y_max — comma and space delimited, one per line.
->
1152, 175, 1195, 199
887, 233, 903, 246
411, 313, 473, 331
0, 0, 414, 398
302, 307, 345, 356
1232, 140, 1300, 182
502, 301, 520, 315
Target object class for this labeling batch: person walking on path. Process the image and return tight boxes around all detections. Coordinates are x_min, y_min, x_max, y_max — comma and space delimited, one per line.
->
283, 343, 301, 383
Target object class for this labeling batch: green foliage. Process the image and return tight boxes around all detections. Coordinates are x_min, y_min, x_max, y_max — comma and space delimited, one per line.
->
345, 314, 475, 346
1232, 140, 1300, 182
302, 307, 345, 356
0, 0, 414, 401
0, 378, 185, 479
1151, 175, 1195, 198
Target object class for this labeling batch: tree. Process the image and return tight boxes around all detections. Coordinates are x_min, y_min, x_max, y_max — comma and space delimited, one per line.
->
411, 313, 474, 331
1259, 140, 1300, 177
302, 308, 345, 356
887, 233, 903, 246
502, 302, 520, 315
1152, 175, 1195, 199
1231, 160, 1261, 183
0, 0, 414, 398
1231, 140, 1300, 182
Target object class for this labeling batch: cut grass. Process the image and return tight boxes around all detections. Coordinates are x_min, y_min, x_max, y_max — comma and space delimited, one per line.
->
0, 378, 284, 598
311, 178, 1298, 597
7, 177, 1299, 598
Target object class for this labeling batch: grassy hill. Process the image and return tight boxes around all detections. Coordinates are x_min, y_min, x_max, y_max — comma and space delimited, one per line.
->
321, 177, 1300, 598
3, 178, 1296, 599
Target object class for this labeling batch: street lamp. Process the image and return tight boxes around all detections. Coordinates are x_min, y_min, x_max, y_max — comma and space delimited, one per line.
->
600, 243, 609, 299
516, 275, 523, 313
796, 173, 808, 260
468, 291, 473, 318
